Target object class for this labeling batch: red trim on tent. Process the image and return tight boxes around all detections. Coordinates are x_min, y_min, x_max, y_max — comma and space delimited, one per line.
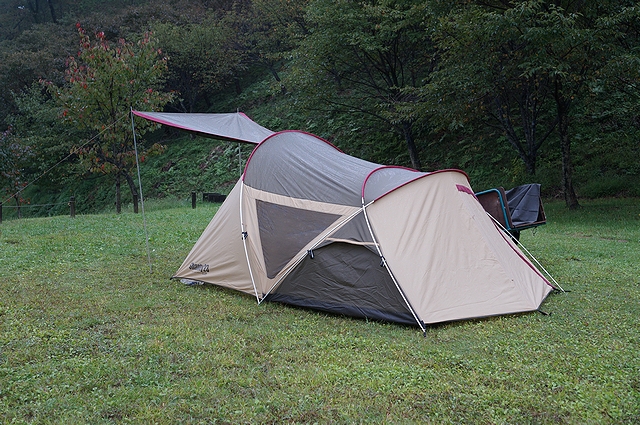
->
132, 110, 195, 131
364, 169, 471, 203
456, 184, 478, 198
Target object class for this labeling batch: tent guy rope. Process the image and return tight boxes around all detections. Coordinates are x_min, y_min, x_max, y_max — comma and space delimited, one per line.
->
1, 113, 127, 207
131, 108, 153, 273
486, 212, 565, 293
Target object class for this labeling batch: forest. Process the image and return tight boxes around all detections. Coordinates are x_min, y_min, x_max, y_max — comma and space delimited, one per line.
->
0, 0, 639, 217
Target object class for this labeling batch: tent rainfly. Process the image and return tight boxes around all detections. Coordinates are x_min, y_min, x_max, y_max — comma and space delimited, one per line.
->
133, 112, 556, 332
132, 111, 274, 143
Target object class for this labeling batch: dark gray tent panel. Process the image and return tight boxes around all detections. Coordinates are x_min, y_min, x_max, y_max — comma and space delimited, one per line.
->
319, 211, 378, 252
266, 243, 416, 325
256, 200, 342, 279
244, 131, 380, 206
362, 166, 428, 203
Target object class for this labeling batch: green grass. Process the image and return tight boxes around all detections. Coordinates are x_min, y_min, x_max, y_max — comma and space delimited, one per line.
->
1, 198, 639, 424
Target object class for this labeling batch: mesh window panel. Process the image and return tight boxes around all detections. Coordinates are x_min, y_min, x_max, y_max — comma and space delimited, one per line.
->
257, 200, 341, 279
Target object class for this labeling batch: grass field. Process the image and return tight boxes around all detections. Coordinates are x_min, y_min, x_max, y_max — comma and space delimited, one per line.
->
1, 198, 639, 424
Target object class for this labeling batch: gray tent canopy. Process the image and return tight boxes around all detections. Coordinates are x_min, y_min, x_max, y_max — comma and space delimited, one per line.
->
133, 112, 556, 332
132, 111, 274, 143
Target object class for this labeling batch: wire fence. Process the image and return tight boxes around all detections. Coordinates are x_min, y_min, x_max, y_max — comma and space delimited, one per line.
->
1, 202, 69, 208
0, 197, 76, 223
0, 192, 226, 224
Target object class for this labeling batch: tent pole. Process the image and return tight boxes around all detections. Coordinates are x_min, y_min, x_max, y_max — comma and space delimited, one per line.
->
486, 212, 564, 292
239, 181, 260, 303
361, 199, 427, 334
130, 108, 153, 273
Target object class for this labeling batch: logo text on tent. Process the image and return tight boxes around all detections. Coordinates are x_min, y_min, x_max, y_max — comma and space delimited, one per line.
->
189, 263, 210, 273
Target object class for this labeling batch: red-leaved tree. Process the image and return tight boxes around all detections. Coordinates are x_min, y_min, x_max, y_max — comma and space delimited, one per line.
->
46, 24, 174, 213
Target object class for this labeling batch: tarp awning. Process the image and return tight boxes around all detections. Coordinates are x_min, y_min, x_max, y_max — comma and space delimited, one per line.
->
132, 111, 274, 144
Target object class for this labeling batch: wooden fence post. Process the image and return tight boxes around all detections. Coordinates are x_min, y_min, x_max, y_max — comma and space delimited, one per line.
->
191, 191, 196, 209
69, 196, 76, 218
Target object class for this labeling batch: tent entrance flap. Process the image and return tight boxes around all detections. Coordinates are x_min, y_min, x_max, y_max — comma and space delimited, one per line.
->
266, 243, 417, 325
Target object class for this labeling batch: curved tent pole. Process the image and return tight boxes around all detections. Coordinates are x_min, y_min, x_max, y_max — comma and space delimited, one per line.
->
361, 198, 426, 333
239, 181, 261, 303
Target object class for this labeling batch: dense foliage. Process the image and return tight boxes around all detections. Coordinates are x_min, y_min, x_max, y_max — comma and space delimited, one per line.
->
0, 0, 639, 215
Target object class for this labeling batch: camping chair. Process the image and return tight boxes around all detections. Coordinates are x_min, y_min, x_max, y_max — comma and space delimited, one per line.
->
475, 184, 546, 240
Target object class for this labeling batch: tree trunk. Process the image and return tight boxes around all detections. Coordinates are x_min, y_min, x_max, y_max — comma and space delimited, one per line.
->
116, 173, 122, 214
494, 96, 537, 176
559, 114, 579, 209
123, 171, 139, 213
520, 90, 538, 176
46, 0, 57, 23
26, 0, 41, 24
554, 80, 580, 209
504, 127, 536, 175
267, 62, 287, 94
402, 121, 421, 171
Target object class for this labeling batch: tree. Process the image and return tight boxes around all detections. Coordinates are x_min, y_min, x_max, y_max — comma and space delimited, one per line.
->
434, 0, 639, 208
0, 22, 74, 125
223, 0, 310, 94
46, 24, 174, 213
153, 15, 245, 112
152, 0, 306, 113
595, 5, 640, 122
0, 127, 33, 215
433, 4, 558, 176
24, 0, 59, 24
517, 1, 627, 208
577, 4, 640, 194
288, 0, 438, 170
7, 83, 83, 192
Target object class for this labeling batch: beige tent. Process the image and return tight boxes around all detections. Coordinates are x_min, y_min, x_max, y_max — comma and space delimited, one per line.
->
173, 130, 555, 332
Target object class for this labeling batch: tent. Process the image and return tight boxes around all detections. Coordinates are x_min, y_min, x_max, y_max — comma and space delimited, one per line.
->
137, 115, 556, 331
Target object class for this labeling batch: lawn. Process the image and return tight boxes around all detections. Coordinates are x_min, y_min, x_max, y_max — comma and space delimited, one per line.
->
1, 198, 639, 424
